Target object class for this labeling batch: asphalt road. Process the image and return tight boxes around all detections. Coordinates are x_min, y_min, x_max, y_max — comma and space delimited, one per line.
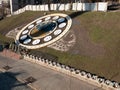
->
0, 55, 102, 90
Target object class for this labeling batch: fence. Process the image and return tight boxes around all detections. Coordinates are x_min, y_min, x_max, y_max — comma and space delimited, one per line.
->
13, 2, 108, 15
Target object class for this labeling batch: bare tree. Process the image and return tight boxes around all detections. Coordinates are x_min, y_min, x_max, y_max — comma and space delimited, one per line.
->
48, 0, 51, 11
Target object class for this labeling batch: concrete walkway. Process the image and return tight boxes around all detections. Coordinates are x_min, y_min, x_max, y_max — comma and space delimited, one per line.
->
0, 55, 102, 90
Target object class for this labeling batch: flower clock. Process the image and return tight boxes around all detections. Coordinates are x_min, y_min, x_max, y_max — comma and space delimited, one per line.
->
16, 13, 72, 49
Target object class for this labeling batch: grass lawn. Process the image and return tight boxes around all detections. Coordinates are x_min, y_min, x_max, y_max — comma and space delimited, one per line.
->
0, 11, 120, 82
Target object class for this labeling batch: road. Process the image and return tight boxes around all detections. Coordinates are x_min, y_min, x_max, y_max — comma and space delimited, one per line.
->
0, 55, 102, 90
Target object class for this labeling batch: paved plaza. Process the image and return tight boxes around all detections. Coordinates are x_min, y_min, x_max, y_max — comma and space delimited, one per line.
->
0, 55, 102, 90
0, 71, 32, 90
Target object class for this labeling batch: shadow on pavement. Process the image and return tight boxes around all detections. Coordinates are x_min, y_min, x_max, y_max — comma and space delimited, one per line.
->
0, 72, 31, 90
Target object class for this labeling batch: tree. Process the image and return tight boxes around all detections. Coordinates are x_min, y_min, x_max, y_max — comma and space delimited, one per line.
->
48, 0, 51, 11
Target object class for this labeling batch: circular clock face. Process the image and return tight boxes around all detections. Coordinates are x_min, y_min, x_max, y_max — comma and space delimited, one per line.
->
16, 13, 72, 49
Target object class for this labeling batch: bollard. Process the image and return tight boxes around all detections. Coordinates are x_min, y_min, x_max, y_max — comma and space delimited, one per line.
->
65, 66, 70, 71
56, 63, 61, 67
113, 82, 120, 88
105, 80, 111, 85
98, 78, 105, 83
45, 59, 49, 64
87, 73, 92, 78
48, 60, 52, 64
92, 75, 98, 80
75, 69, 80, 74
52, 62, 56, 66
38, 57, 42, 61
80, 71, 86, 76
41, 58, 45, 62
61, 64, 65, 69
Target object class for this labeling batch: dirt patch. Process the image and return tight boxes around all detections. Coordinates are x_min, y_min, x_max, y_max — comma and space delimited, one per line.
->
68, 18, 105, 57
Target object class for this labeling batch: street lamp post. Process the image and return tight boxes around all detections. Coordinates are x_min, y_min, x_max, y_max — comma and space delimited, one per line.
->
9, 0, 13, 14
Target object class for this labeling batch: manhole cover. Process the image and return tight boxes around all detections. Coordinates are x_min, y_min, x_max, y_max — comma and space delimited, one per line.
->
25, 76, 36, 83
3, 65, 12, 70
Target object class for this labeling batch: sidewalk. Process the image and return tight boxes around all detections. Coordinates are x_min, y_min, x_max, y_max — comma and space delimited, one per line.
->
0, 54, 100, 90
